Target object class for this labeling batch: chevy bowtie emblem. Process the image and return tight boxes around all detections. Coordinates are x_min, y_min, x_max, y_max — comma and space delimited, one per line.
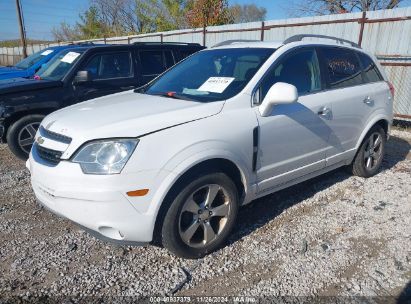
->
37, 136, 45, 145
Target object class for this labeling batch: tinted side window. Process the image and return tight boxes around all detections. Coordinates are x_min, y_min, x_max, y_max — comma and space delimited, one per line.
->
260, 48, 321, 99
139, 50, 165, 76
164, 50, 175, 68
83, 55, 100, 79
83, 52, 132, 80
321, 47, 362, 89
358, 52, 383, 83
178, 49, 197, 61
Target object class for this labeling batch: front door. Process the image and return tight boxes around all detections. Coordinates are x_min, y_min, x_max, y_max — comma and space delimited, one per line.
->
137, 50, 173, 86
255, 47, 331, 193
74, 51, 136, 103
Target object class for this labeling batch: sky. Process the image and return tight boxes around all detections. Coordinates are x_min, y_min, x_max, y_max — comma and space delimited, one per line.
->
0, 0, 410, 41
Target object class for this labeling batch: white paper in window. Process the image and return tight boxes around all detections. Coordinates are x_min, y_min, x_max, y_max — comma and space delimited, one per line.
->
197, 77, 235, 93
61, 52, 80, 64
41, 50, 53, 56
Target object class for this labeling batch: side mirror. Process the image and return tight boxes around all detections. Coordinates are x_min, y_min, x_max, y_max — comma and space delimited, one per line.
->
73, 70, 91, 84
258, 82, 298, 117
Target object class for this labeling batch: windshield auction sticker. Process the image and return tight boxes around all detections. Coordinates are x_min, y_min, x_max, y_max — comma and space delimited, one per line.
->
41, 50, 53, 56
61, 52, 81, 64
198, 77, 235, 93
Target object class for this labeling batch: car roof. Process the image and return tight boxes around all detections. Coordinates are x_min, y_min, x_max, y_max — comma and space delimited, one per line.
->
47, 44, 100, 51
212, 41, 284, 50
46, 43, 204, 54
211, 40, 363, 51
210, 35, 363, 52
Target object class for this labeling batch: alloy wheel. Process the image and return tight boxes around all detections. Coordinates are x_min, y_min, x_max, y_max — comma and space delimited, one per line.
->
178, 184, 232, 248
18, 122, 40, 154
364, 132, 383, 171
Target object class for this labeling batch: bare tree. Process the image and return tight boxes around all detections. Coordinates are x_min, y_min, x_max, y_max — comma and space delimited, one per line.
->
229, 4, 267, 23
90, 0, 139, 35
91, 0, 189, 34
51, 22, 81, 42
286, 0, 403, 16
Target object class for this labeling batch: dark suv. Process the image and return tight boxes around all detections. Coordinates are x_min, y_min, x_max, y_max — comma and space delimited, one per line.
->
0, 42, 204, 159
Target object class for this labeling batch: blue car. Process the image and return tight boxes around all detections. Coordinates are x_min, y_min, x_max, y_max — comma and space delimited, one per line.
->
0, 43, 96, 80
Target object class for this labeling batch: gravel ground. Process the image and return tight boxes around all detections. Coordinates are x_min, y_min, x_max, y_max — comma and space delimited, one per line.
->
0, 129, 410, 303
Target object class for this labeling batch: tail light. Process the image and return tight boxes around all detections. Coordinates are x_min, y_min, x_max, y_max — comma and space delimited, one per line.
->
386, 81, 395, 98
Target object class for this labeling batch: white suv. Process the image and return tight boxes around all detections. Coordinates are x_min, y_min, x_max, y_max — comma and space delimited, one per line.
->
27, 35, 393, 258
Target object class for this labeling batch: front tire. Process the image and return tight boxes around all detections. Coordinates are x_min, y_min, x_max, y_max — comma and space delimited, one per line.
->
6, 115, 44, 160
350, 125, 386, 178
161, 172, 239, 259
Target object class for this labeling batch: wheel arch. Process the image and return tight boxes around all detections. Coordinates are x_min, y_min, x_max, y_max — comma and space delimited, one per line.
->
151, 157, 248, 246
2, 108, 56, 142
355, 116, 391, 150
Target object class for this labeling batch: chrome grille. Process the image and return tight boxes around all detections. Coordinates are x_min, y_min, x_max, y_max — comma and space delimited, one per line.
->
39, 126, 72, 144
34, 143, 62, 165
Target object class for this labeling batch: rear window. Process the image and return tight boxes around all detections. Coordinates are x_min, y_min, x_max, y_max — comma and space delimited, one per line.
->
321, 47, 363, 89
358, 52, 383, 83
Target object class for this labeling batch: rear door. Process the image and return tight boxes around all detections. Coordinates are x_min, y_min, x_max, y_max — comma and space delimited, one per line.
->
137, 49, 169, 85
356, 51, 389, 118
74, 50, 136, 102
317, 46, 385, 166
163, 49, 176, 69
175, 47, 201, 62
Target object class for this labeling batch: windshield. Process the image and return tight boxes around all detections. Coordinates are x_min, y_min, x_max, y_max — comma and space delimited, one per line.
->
36, 49, 84, 81
15, 49, 54, 69
144, 48, 275, 102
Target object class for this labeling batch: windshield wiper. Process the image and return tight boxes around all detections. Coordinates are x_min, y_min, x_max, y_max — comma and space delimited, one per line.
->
150, 92, 196, 101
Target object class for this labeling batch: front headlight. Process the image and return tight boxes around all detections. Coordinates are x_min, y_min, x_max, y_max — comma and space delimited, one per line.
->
72, 139, 138, 174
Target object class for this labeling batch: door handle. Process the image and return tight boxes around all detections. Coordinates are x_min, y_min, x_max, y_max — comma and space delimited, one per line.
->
318, 107, 331, 117
363, 96, 374, 105
120, 86, 135, 90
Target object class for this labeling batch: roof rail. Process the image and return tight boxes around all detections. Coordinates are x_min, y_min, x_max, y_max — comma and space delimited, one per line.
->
132, 41, 201, 46
283, 34, 360, 48
68, 41, 95, 46
212, 40, 260, 48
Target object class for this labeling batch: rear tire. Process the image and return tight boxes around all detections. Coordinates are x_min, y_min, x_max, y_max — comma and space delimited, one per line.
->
350, 125, 386, 178
6, 115, 44, 160
161, 172, 239, 259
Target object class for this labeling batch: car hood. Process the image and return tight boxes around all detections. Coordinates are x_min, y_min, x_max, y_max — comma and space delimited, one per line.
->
0, 66, 19, 73
0, 78, 61, 94
0, 66, 28, 79
42, 90, 225, 158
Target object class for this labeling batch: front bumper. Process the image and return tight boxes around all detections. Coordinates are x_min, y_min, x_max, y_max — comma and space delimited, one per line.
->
28, 147, 175, 244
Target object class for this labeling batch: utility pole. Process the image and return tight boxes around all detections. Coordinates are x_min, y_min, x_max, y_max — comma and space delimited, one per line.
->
15, 0, 27, 58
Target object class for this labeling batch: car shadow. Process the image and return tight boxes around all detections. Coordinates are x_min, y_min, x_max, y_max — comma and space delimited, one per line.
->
383, 134, 411, 171
227, 134, 410, 245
